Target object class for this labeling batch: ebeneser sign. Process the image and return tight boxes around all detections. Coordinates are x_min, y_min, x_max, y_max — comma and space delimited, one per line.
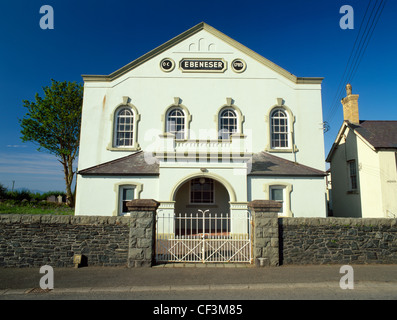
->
180, 58, 226, 73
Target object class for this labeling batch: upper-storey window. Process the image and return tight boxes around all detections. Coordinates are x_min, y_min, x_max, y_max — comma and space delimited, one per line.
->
115, 107, 134, 147
271, 108, 289, 149
166, 107, 186, 140
219, 108, 237, 139
109, 98, 140, 151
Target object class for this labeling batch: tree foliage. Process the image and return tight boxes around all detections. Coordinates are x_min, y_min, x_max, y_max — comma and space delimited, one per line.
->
19, 79, 83, 206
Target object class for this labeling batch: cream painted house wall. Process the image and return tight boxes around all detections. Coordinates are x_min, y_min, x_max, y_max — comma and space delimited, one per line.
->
379, 151, 397, 218
330, 127, 362, 217
329, 124, 397, 218
356, 134, 383, 218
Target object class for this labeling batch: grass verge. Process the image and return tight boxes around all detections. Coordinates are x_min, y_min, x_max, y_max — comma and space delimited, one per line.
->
0, 200, 74, 215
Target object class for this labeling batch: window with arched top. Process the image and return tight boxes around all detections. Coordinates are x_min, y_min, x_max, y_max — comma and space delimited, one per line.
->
115, 107, 134, 147
271, 108, 289, 149
219, 108, 237, 139
166, 108, 186, 140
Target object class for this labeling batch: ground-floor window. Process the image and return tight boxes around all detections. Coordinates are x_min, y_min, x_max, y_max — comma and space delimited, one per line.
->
119, 186, 135, 215
190, 178, 214, 204
269, 186, 285, 216
347, 160, 358, 191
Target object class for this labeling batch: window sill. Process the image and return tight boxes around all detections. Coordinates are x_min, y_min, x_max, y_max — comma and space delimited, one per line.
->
265, 148, 297, 153
347, 190, 359, 194
107, 145, 141, 152
264, 144, 298, 153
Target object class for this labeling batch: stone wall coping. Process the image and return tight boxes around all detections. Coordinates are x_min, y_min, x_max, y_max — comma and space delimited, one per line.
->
0, 214, 131, 226
248, 200, 282, 212
280, 217, 397, 227
126, 199, 160, 212
1, 214, 395, 228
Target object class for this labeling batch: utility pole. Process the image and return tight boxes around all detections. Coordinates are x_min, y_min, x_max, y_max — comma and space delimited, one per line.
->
12, 180, 15, 192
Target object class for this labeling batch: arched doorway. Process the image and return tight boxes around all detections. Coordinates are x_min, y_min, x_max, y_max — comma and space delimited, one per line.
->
173, 177, 230, 236
174, 177, 230, 216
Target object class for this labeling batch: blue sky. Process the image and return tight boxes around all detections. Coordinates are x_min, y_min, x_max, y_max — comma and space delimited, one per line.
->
0, 0, 395, 192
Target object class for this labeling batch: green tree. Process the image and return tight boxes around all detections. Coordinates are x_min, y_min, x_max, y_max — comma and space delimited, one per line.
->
0, 183, 7, 199
19, 79, 83, 207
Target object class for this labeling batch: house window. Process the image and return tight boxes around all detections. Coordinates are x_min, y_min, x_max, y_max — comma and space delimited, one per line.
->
270, 186, 285, 216
190, 178, 214, 204
115, 107, 134, 147
271, 109, 289, 148
219, 108, 237, 139
119, 186, 135, 215
348, 160, 357, 190
166, 108, 185, 140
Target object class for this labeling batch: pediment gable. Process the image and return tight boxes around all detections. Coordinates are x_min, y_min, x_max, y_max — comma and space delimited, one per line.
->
82, 22, 322, 84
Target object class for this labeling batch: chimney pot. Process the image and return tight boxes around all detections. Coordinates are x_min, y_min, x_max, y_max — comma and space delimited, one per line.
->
346, 84, 352, 96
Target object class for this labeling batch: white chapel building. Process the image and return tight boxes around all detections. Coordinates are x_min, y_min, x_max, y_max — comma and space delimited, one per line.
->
75, 22, 327, 219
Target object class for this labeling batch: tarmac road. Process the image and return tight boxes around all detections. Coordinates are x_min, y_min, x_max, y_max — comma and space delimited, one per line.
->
1, 264, 397, 301
2, 283, 397, 300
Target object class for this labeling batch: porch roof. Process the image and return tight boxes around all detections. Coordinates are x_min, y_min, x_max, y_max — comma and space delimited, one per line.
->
78, 151, 159, 176
78, 151, 325, 177
249, 152, 326, 177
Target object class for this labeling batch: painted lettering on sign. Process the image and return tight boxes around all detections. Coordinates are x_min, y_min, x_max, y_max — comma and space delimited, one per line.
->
180, 59, 227, 73
160, 58, 175, 72
231, 59, 246, 73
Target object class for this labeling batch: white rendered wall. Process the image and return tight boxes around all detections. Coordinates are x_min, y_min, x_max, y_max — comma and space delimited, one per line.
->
76, 29, 326, 218
249, 176, 327, 217
75, 175, 158, 216
78, 29, 325, 172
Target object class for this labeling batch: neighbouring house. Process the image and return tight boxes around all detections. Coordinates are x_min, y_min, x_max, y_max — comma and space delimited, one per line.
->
326, 84, 397, 218
74, 22, 327, 222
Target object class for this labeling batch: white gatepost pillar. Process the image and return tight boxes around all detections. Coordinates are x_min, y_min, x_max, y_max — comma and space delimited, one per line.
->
157, 201, 175, 239
229, 202, 249, 235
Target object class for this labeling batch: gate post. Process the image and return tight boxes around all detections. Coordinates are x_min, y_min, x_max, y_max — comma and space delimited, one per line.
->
248, 200, 281, 267
126, 199, 159, 267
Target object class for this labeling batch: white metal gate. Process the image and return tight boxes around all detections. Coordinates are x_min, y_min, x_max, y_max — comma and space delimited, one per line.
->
156, 210, 252, 263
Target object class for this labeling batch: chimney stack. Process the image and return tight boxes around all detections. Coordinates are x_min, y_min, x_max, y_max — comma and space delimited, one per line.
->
341, 84, 359, 124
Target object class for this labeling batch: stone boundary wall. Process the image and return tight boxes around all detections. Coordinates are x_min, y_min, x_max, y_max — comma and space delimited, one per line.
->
279, 217, 397, 265
1, 213, 397, 268
0, 215, 132, 268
